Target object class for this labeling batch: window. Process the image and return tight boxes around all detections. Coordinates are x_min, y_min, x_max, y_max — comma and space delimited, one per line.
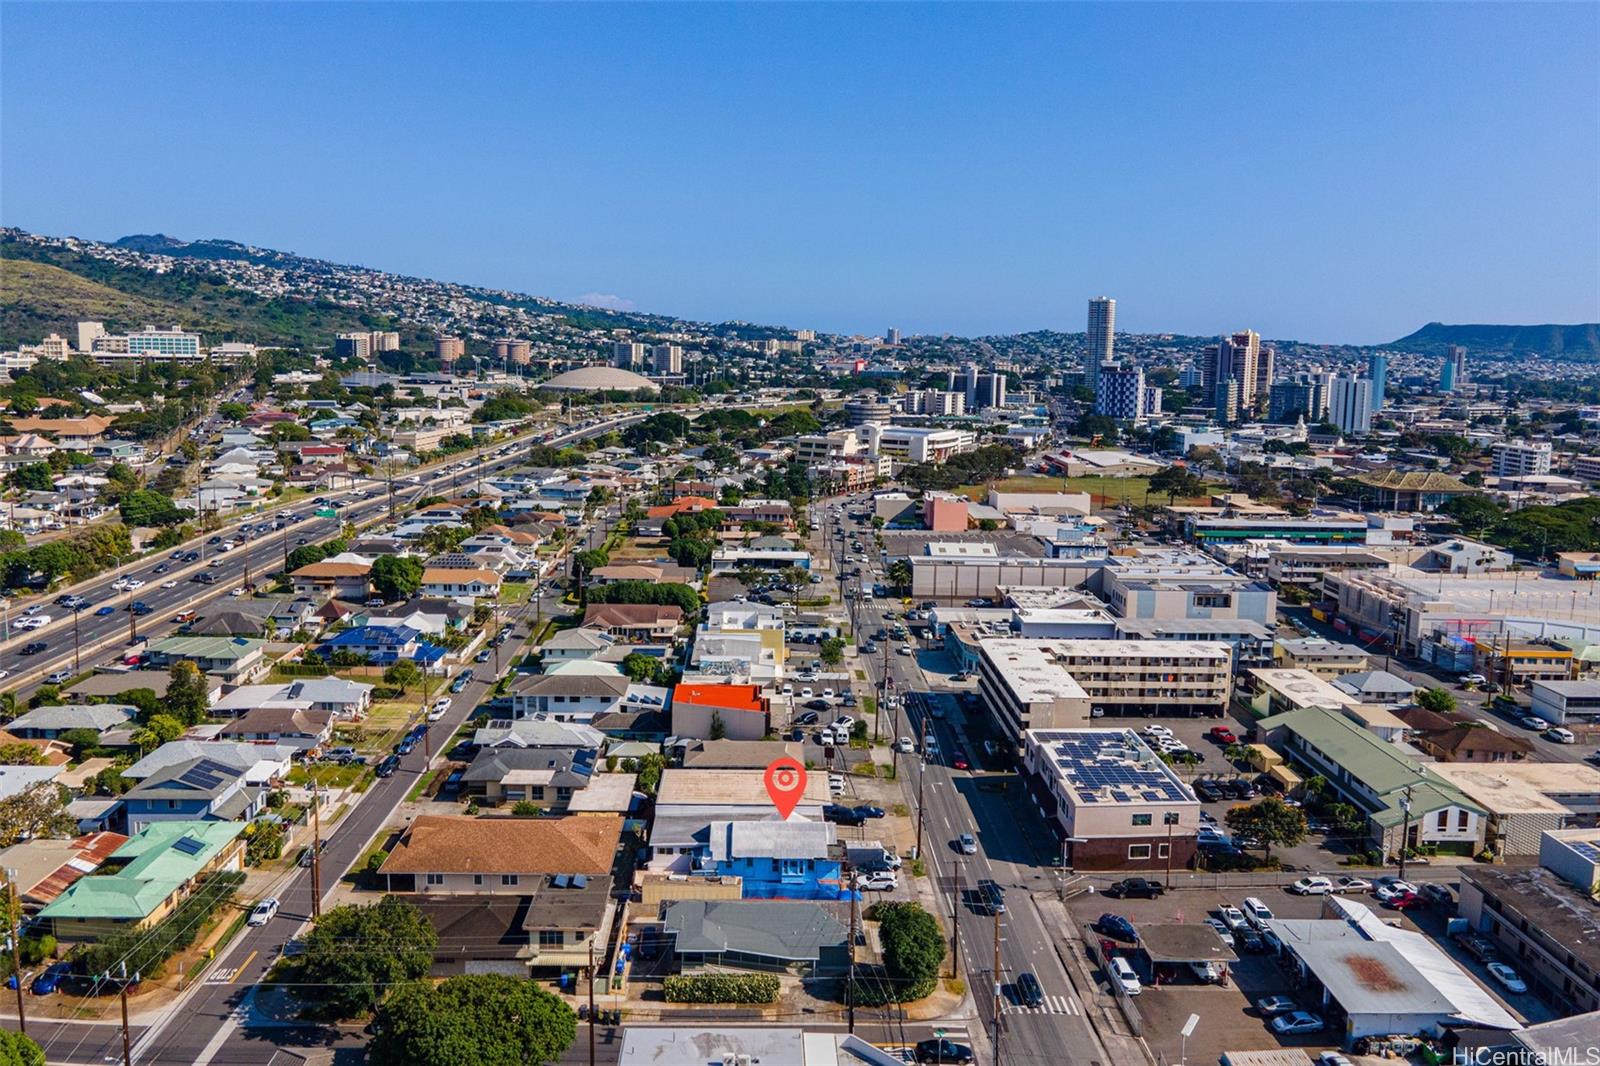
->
1458, 809, 1470, 830
1131, 814, 1153, 827
538, 930, 563, 947
502, 874, 519, 886
1157, 843, 1170, 858
426, 873, 444, 886
1437, 811, 1449, 831
473, 874, 484, 886
1128, 844, 1152, 859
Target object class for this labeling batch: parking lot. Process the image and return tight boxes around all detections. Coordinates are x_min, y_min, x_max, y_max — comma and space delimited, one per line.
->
1064, 878, 1537, 1064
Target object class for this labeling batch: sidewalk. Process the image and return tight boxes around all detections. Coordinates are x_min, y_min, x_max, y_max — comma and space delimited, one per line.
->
1033, 894, 1155, 1066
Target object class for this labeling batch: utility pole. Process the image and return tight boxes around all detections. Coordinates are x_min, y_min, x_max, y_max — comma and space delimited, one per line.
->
950, 855, 962, 978
126, 603, 138, 644
309, 780, 323, 919
991, 906, 1004, 1066
4, 868, 24, 1035
845, 858, 857, 1033
587, 939, 597, 1066
915, 755, 926, 860
119, 973, 134, 1066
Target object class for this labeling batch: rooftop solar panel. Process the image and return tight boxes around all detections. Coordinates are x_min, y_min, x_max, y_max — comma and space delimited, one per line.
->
171, 836, 205, 856
552, 874, 569, 888
573, 874, 588, 888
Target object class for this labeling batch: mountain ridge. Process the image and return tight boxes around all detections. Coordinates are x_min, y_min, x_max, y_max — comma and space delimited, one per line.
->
1390, 321, 1600, 359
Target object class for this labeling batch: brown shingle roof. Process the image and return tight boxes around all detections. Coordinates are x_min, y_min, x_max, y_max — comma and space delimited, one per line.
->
422, 567, 501, 584
292, 561, 371, 578
582, 603, 683, 629
380, 814, 621, 876
1424, 724, 1534, 759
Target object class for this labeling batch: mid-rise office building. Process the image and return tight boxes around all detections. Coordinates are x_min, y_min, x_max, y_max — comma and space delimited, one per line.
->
336, 332, 373, 361
1492, 440, 1552, 478
1085, 296, 1115, 397
127, 326, 201, 359
1328, 375, 1373, 435
434, 336, 465, 364
903, 389, 965, 416
1367, 352, 1388, 411
75, 321, 107, 353
859, 424, 977, 465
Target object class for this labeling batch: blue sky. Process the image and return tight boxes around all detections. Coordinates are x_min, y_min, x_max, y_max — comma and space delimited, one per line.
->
3, 3, 1596, 343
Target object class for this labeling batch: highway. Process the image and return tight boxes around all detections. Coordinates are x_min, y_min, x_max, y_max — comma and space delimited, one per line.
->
0, 412, 647, 701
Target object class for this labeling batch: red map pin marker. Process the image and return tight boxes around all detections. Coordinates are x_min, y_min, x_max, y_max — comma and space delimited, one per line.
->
764, 757, 808, 821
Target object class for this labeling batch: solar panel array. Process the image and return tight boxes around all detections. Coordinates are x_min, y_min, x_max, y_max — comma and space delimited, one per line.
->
1568, 839, 1600, 863
176, 758, 236, 791
1033, 730, 1191, 806
171, 835, 205, 856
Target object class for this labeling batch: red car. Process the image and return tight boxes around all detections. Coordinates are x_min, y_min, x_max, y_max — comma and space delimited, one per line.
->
1384, 890, 1421, 910
1209, 726, 1237, 744
951, 750, 970, 770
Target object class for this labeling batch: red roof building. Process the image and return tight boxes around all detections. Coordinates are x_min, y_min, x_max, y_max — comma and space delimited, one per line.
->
670, 683, 769, 741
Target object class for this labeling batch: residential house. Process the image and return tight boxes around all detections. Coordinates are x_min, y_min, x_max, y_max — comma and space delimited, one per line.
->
120, 756, 266, 833
0, 765, 65, 802
144, 636, 266, 683
420, 565, 502, 599
318, 624, 442, 666
122, 740, 292, 787
537, 628, 616, 663
290, 559, 373, 601
660, 899, 848, 976
671, 684, 770, 741
38, 821, 247, 940
649, 769, 829, 872
216, 707, 335, 751
209, 677, 373, 719
0, 832, 129, 915
692, 819, 844, 900
581, 603, 683, 642
677, 739, 803, 771
3, 704, 136, 740
461, 748, 594, 808
507, 669, 635, 723
472, 719, 606, 755
1331, 670, 1417, 707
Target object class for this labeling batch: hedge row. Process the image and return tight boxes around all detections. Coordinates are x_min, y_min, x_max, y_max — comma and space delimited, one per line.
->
663, 973, 780, 1004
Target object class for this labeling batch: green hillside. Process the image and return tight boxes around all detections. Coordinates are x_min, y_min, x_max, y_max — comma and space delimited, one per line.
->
1391, 321, 1600, 360
0, 237, 424, 351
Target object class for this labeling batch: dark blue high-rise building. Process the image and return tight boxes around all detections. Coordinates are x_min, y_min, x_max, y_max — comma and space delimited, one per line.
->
1367, 352, 1388, 411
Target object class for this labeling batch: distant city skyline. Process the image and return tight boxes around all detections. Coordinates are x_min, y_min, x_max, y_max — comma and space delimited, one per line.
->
2, 3, 1596, 343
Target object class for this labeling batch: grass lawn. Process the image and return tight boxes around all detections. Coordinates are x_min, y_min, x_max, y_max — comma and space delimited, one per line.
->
498, 581, 533, 605
607, 536, 669, 561
356, 699, 423, 750
286, 763, 370, 790
952, 474, 1220, 508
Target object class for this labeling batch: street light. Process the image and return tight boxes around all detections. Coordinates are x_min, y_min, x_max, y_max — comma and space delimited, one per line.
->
1181, 1012, 1200, 1066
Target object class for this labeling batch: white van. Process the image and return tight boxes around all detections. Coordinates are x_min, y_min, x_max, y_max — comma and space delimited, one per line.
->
1241, 896, 1276, 930
1108, 956, 1141, 996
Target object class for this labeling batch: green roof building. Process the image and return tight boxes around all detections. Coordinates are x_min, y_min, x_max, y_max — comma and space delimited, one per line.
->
1256, 707, 1487, 859
39, 821, 246, 939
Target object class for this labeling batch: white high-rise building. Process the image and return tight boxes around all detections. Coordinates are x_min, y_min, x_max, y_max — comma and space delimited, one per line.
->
886, 327, 901, 346
1328, 375, 1373, 435
1493, 440, 1553, 478
1086, 296, 1115, 396
613, 341, 647, 370
127, 325, 202, 359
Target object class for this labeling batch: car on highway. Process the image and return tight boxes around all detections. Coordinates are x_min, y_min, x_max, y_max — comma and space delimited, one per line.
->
129, 602, 153, 615
247, 897, 280, 926
44, 670, 72, 685
957, 833, 977, 854
160, 580, 177, 589
13, 616, 48, 631
19, 643, 47, 656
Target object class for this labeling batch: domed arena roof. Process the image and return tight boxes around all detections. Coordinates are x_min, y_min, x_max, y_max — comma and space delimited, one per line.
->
543, 366, 659, 392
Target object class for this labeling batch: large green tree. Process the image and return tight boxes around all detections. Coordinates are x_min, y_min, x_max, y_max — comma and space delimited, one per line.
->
876, 902, 945, 1001
4, 463, 53, 492
301, 896, 437, 1019
1416, 687, 1458, 713
165, 661, 211, 725
0, 1028, 46, 1066
1224, 797, 1308, 862
371, 555, 424, 602
369, 975, 575, 1066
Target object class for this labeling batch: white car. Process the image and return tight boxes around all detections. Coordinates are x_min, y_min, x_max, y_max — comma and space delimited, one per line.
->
828, 775, 846, 793
1141, 724, 1174, 738
780, 684, 794, 696
1216, 905, 1247, 932
124, 579, 145, 590
228, 588, 246, 597
832, 715, 856, 732
1107, 956, 1141, 996
160, 580, 177, 589
432, 697, 451, 713
856, 871, 897, 892
427, 705, 448, 722
1289, 876, 1334, 896
799, 688, 814, 699
247, 897, 280, 926
1519, 716, 1547, 730
894, 737, 915, 753
1373, 878, 1417, 902
1486, 962, 1527, 994
821, 688, 835, 699
958, 833, 978, 854
897, 646, 912, 656
14, 616, 48, 630
1545, 727, 1577, 744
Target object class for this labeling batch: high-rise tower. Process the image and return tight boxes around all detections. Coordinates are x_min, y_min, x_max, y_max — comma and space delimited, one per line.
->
1086, 296, 1115, 397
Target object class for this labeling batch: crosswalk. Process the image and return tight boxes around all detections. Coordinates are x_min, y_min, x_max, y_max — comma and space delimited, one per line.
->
1001, 993, 1079, 1016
